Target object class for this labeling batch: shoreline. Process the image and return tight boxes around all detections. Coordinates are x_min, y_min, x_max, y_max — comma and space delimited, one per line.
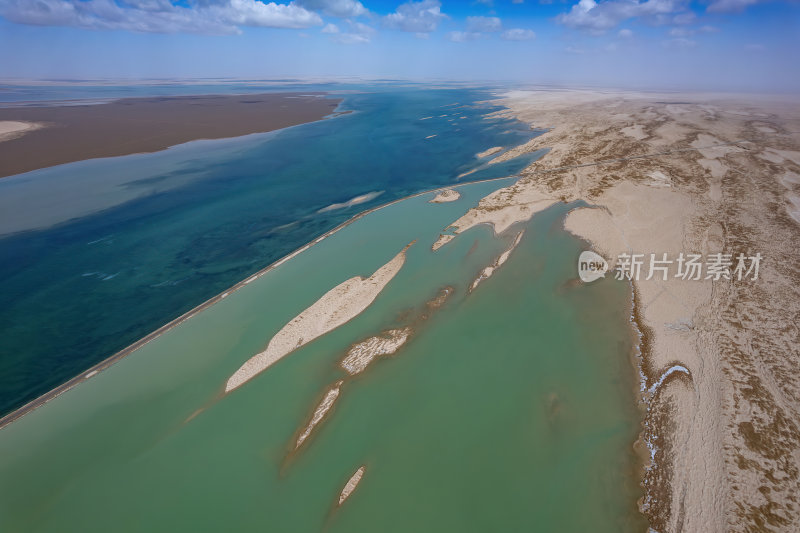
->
494, 88, 800, 532
0, 174, 520, 430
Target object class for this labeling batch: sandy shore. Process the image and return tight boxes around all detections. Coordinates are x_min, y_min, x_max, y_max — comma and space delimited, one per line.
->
225, 242, 413, 393
484, 88, 800, 532
0, 93, 342, 178
0, 120, 41, 142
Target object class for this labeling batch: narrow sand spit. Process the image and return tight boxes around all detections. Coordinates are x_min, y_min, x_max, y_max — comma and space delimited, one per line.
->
0, 121, 41, 142
225, 242, 414, 392
431, 233, 455, 251
340, 328, 413, 375
295, 381, 343, 449
476, 146, 503, 158
429, 189, 461, 203
470, 230, 524, 292
489, 88, 800, 532
338, 466, 366, 506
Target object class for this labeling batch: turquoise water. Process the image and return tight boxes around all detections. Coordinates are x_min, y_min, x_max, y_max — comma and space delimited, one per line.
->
0, 181, 645, 532
0, 86, 545, 414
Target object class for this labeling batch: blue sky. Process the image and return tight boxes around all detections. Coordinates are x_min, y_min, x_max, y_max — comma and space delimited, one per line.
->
0, 0, 798, 91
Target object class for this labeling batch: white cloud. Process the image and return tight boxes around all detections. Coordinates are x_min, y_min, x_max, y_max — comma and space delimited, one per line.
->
618, 28, 633, 37
0, 0, 323, 34
321, 22, 339, 33
466, 15, 502, 32
669, 26, 691, 36
707, 0, 760, 13
447, 31, 482, 42
329, 19, 374, 43
295, 0, 367, 18
671, 11, 695, 24
669, 24, 718, 37
223, 0, 322, 28
556, 0, 690, 33
501, 28, 536, 40
663, 37, 696, 48
384, 0, 446, 33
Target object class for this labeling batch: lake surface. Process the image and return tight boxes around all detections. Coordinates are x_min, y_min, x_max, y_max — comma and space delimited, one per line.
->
0, 85, 545, 414
0, 179, 646, 532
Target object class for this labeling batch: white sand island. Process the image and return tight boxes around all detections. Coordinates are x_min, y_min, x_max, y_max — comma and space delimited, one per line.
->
429, 189, 461, 203
338, 465, 366, 505
340, 328, 412, 375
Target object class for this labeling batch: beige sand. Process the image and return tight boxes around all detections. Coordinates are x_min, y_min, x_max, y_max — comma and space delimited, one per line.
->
431, 183, 557, 250
431, 233, 455, 251
340, 328, 413, 375
338, 465, 366, 505
295, 380, 343, 449
429, 189, 461, 203
470, 230, 524, 292
622, 124, 648, 141
0, 121, 40, 142
225, 242, 413, 392
486, 88, 800, 532
476, 146, 503, 158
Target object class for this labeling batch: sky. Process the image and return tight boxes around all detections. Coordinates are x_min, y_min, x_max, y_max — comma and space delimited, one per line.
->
0, 0, 798, 91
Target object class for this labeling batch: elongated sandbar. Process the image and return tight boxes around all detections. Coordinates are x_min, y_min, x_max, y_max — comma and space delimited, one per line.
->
225, 242, 414, 392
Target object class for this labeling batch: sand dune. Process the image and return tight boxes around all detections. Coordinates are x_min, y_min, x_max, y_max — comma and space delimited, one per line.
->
225, 242, 413, 392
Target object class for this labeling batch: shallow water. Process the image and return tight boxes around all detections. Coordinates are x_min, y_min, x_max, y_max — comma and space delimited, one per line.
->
0, 181, 646, 532
0, 86, 543, 414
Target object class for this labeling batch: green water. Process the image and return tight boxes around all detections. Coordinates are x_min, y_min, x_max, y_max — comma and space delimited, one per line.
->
0, 179, 646, 532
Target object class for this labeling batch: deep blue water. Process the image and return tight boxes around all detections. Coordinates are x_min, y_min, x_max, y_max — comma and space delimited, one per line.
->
0, 86, 543, 415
